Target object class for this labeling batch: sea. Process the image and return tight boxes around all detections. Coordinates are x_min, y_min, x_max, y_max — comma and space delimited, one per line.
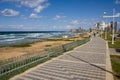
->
0, 31, 75, 46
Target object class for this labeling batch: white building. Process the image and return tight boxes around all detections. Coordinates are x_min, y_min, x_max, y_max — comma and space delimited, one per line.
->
98, 21, 106, 31
94, 21, 107, 35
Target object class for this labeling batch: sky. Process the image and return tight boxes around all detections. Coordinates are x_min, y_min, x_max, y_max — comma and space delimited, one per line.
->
0, 0, 120, 31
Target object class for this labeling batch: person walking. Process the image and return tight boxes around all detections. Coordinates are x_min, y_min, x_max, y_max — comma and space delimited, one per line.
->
93, 33, 96, 37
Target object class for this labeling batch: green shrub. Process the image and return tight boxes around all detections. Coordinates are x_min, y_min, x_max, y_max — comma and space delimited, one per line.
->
111, 55, 120, 80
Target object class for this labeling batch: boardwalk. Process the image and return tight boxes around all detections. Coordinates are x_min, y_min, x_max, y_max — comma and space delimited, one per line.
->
10, 37, 113, 80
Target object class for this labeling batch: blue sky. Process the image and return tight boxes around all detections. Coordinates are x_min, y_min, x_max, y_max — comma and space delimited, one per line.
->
0, 0, 120, 31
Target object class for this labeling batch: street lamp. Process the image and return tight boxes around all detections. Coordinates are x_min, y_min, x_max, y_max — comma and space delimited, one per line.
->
112, 9, 115, 44
103, 9, 119, 44
103, 12, 107, 40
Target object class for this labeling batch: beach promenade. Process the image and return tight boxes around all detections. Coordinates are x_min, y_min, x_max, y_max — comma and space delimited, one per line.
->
10, 37, 113, 80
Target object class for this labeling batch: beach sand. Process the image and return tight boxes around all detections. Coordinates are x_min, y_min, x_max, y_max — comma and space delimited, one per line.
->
0, 41, 71, 61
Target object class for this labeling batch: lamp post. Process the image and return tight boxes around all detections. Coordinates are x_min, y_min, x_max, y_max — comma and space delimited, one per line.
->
112, 9, 115, 44
103, 12, 107, 40
103, 9, 119, 44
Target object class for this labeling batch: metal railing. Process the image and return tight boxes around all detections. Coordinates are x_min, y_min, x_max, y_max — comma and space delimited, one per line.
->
0, 38, 89, 79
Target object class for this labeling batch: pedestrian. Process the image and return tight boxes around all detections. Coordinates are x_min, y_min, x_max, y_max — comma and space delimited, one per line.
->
93, 33, 96, 37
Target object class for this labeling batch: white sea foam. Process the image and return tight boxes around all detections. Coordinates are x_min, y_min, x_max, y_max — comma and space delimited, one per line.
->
26, 33, 53, 38
0, 32, 74, 46
0, 37, 24, 42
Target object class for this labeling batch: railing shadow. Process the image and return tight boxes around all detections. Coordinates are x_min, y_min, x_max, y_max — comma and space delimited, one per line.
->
115, 49, 120, 53
68, 54, 120, 78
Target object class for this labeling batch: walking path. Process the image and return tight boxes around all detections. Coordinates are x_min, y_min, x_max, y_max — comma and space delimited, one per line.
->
109, 48, 120, 55
10, 37, 113, 80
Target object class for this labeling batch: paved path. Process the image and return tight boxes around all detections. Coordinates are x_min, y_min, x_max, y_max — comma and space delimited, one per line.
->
10, 37, 113, 80
109, 48, 120, 55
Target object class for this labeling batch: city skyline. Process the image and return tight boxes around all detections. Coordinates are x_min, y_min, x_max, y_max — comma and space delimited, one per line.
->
0, 0, 120, 31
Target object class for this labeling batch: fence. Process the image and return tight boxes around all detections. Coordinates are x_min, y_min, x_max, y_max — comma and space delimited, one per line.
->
0, 38, 89, 80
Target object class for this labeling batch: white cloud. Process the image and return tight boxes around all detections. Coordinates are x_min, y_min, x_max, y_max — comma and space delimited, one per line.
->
71, 20, 79, 25
0, 24, 24, 29
1, 9, 19, 16
65, 25, 72, 29
34, 3, 49, 13
29, 13, 42, 18
115, 0, 120, 4
54, 15, 66, 20
20, 0, 46, 8
6, 24, 37, 30
7, 24, 39, 30
34, 5, 44, 13
2, 0, 50, 13
55, 15, 61, 19
0, 24, 48, 31
77, 18, 101, 29
53, 25, 73, 30
53, 18, 101, 30
2, 0, 47, 7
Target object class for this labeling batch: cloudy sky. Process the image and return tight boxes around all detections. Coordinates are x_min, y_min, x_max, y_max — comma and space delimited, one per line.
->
0, 0, 120, 31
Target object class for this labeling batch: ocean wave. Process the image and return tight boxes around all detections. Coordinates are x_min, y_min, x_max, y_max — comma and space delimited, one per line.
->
0, 32, 75, 46
0, 37, 24, 42
25, 33, 54, 38
0, 34, 16, 39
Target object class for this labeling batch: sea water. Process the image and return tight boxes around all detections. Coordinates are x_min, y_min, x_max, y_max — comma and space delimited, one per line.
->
0, 31, 75, 46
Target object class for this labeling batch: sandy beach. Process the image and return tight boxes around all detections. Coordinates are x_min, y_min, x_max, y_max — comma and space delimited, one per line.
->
0, 41, 71, 61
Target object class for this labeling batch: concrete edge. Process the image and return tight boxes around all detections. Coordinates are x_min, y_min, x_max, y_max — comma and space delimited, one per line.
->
106, 41, 114, 80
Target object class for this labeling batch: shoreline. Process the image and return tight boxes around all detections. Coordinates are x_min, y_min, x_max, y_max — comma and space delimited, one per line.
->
0, 34, 89, 63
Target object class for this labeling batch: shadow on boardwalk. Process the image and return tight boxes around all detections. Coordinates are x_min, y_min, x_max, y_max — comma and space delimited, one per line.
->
68, 54, 119, 78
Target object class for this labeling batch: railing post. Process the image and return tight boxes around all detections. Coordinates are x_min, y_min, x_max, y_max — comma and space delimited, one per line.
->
62, 45, 66, 52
